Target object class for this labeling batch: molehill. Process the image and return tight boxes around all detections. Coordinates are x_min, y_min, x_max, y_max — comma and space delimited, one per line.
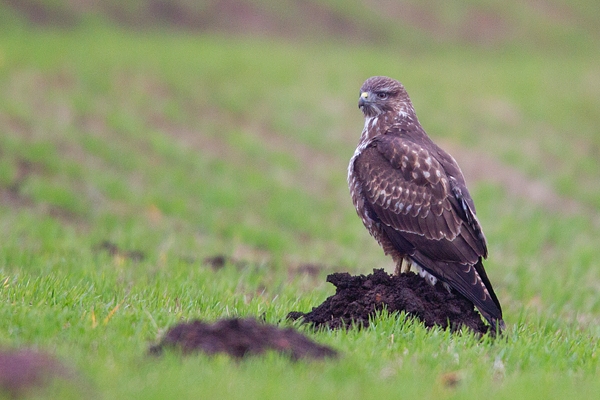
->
149, 318, 338, 360
288, 269, 489, 334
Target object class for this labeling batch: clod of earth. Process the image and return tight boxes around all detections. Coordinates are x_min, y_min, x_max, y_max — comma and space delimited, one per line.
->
149, 318, 338, 360
294, 263, 325, 277
288, 269, 490, 334
202, 254, 249, 270
94, 240, 145, 262
203, 254, 228, 269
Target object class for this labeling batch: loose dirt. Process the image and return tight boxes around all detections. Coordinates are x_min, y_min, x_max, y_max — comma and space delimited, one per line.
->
288, 269, 489, 334
149, 318, 337, 360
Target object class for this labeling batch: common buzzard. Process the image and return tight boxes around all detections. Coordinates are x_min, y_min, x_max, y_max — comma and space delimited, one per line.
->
348, 76, 504, 330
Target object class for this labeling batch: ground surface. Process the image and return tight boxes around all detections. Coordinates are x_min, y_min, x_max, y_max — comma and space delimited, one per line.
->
289, 269, 489, 334
1, 1, 600, 399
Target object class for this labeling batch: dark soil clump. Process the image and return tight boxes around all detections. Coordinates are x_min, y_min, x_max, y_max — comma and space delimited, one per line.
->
288, 269, 489, 334
94, 240, 145, 262
149, 318, 337, 360
201, 254, 249, 270
0, 349, 70, 398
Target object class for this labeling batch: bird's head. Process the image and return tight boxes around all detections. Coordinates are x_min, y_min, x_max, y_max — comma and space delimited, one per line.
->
358, 76, 412, 118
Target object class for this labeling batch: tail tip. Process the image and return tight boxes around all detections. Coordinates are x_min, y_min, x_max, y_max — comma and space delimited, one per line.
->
490, 318, 505, 334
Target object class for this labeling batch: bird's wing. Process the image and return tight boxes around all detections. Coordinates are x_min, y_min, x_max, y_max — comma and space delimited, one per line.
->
355, 133, 486, 264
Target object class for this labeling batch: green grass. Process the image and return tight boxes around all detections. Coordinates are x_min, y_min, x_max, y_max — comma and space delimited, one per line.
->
1, 9, 600, 399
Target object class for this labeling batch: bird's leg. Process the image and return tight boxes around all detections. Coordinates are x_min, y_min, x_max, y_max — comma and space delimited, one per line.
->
401, 257, 412, 274
394, 256, 412, 275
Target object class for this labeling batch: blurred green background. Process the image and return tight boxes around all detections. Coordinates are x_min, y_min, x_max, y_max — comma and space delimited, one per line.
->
1, 1, 600, 399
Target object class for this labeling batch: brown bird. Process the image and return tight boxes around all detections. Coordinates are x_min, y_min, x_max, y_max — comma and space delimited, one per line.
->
348, 76, 504, 330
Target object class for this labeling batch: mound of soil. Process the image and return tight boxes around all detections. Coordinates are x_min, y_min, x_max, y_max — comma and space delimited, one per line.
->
288, 269, 489, 334
149, 318, 337, 360
0, 349, 70, 398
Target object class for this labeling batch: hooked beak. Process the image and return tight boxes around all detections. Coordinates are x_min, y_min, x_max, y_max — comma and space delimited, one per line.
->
358, 91, 369, 108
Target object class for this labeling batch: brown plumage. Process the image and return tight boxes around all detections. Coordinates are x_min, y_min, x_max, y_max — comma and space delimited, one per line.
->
348, 76, 504, 330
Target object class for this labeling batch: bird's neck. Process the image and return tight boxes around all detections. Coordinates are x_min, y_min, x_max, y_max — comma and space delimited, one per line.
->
360, 108, 417, 143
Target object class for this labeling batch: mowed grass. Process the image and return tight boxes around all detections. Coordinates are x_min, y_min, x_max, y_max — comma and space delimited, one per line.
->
1, 24, 600, 399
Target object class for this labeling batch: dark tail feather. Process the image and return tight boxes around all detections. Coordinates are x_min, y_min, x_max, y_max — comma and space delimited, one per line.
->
473, 259, 503, 318
447, 259, 503, 330
416, 256, 504, 330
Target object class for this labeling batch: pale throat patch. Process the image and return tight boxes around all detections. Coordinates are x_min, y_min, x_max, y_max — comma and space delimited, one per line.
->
363, 116, 378, 133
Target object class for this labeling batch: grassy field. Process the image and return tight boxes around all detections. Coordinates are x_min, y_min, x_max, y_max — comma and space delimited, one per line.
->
1, 2, 600, 398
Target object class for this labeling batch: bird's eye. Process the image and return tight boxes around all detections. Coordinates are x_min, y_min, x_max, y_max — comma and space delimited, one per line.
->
376, 92, 388, 100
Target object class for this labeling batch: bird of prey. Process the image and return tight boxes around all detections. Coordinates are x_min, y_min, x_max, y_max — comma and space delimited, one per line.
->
348, 76, 504, 330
